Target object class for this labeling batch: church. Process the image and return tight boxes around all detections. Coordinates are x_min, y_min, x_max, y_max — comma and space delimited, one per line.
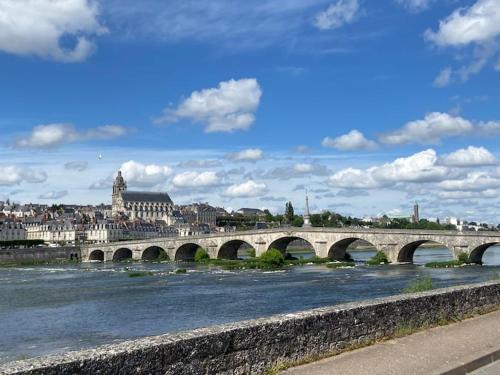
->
111, 171, 177, 222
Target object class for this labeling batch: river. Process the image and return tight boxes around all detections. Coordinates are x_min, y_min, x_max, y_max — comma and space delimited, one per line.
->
0, 247, 499, 364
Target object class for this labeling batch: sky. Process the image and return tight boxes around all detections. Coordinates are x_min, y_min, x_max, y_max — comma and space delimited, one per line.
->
1, 0, 500, 222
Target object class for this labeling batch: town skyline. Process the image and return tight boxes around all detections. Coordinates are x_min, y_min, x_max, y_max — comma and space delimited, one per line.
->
1, 0, 500, 222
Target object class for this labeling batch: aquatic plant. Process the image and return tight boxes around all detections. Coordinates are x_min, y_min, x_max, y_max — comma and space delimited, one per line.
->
403, 277, 433, 293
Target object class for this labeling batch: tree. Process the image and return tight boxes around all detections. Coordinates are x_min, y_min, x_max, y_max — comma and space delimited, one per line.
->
291, 216, 304, 227
285, 201, 294, 223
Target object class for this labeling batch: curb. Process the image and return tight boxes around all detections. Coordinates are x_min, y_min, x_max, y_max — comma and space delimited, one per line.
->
440, 349, 500, 375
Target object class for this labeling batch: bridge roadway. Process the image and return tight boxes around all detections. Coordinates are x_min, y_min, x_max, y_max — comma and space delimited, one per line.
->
81, 227, 500, 264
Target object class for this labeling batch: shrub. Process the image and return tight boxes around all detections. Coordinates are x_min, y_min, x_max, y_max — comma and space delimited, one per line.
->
404, 277, 433, 293
366, 251, 389, 265
194, 248, 210, 262
248, 249, 256, 258
174, 268, 187, 274
425, 260, 463, 268
258, 248, 285, 268
457, 252, 469, 264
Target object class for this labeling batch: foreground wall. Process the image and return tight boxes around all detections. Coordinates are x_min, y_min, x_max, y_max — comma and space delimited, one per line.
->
1, 281, 500, 375
0, 247, 80, 263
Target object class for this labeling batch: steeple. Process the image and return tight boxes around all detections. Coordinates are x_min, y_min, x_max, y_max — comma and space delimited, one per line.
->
303, 190, 312, 228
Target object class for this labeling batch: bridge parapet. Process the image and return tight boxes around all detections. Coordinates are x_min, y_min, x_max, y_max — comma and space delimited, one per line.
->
81, 228, 500, 264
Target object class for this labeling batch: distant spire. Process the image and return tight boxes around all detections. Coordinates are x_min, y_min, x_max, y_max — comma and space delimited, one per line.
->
303, 190, 312, 228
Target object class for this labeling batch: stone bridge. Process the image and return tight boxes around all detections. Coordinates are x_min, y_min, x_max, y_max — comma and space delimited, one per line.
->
81, 228, 500, 264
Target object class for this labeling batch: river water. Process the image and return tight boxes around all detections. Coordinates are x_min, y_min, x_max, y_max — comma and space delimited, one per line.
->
1, 247, 499, 364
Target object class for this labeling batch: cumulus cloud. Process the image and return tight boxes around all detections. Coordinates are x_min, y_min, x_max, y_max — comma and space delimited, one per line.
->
438, 172, 500, 192
14, 124, 129, 149
120, 160, 173, 187
440, 146, 497, 167
38, 190, 68, 200
64, 161, 89, 172
0, 166, 47, 186
223, 180, 267, 198
0, 0, 107, 62
314, 0, 360, 30
395, 0, 432, 12
172, 171, 220, 188
379, 112, 475, 145
156, 78, 262, 133
328, 149, 450, 189
322, 130, 377, 151
425, 0, 500, 47
434, 67, 452, 87
424, 0, 500, 84
225, 148, 264, 162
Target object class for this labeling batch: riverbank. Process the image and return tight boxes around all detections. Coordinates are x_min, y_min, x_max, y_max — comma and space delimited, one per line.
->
0, 247, 80, 266
1, 280, 499, 375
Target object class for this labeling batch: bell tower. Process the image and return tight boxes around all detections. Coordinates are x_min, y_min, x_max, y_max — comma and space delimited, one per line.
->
112, 171, 127, 216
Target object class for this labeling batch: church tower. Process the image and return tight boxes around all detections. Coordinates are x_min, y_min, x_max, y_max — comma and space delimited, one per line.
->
112, 171, 127, 216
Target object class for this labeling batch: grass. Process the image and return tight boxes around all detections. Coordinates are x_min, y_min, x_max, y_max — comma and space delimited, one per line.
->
127, 271, 154, 278
403, 277, 433, 293
366, 251, 390, 266
425, 260, 465, 268
326, 261, 355, 269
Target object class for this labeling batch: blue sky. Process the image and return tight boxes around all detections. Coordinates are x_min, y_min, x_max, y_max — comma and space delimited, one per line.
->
1, 0, 500, 222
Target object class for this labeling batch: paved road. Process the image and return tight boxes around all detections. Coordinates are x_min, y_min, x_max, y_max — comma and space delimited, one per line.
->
283, 310, 500, 375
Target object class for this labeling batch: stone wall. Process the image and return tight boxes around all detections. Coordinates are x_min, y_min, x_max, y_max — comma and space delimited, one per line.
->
0, 247, 80, 263
1, 281, 499, 375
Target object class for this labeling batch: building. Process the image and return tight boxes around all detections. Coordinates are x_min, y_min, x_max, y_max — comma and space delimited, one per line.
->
412, 203, 420, 224
180, 203, 217, 227
112, 171, 175, 221
236, 208, 266, 217
0, 222, 27, 241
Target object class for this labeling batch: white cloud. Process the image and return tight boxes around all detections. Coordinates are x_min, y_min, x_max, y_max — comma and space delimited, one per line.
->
395, 0, 432, 12
379, 112, 475, 145
120, 160, 173, 187
438, 171, 500, 192
314, 0, 360, 30
322, 130, 377, 150
14, 124, 129, 149
172, 171, 220, 188
425, 0, 500, 47
64, 161, 89, 172
223, 180, 267, 197
157, 78, 262, 133
225, 148, 264, 162
0, 166, 47, 186
434, 67, 452, 87
440, 146, 497, 167
329, 149, 450, 189
38, 190, 68, 200
0, 0, 107, 62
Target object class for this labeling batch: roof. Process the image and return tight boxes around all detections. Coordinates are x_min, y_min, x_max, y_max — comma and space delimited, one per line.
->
122, 191, 173, 204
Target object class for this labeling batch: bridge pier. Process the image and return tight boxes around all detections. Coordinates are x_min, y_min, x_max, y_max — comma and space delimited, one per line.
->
375, 243, 400, 263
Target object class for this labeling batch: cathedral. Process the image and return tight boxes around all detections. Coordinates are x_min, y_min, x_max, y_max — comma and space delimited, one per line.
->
111, 171, 176, 222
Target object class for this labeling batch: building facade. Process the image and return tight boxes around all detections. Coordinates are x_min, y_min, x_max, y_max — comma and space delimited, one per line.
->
112, 171, 175, 221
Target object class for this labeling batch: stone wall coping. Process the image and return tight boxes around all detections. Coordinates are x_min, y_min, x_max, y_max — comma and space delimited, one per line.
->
1, 280, 499, 374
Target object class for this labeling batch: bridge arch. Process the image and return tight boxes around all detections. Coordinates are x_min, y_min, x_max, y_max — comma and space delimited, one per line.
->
217, 240, 254, 260
89, 249, 104, 262
469, 242, 500, 264
397, 240, 453, 264
175, 243, 202, 261
112, 248, 133, 262
142, 246, 169, 261
328, 238, 378, 261
267, 236, 316, 257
